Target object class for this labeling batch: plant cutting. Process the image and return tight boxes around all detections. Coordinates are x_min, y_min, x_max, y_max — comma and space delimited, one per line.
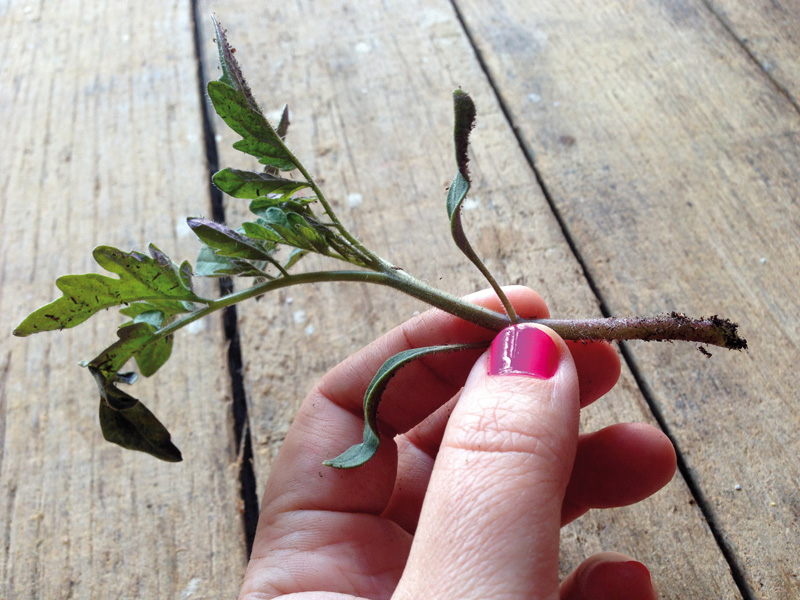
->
12, 19, 746, 468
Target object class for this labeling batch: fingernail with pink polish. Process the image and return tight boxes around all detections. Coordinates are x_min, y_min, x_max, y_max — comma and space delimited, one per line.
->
489, 325, 559, 378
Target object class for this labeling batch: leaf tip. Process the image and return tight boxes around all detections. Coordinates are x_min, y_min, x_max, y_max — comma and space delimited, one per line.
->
452, 89, 477, 181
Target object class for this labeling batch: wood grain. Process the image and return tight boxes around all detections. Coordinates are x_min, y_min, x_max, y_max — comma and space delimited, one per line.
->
706, 0, 800, 107
455, 0, 800, 597
0, 2, 246, 598
199, 1, 745, 597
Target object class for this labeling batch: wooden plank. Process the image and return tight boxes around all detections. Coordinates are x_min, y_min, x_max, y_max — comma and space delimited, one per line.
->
454, 0, 800, 597
0, 3, 246, 598
198, 1, 742, 597
706, 0, 800, 106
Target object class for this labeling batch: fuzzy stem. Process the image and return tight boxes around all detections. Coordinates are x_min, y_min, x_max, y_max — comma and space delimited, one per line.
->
534, 314, 747, 351
153, 267, 746, 351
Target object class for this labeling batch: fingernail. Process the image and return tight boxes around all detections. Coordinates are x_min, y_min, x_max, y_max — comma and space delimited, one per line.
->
581, 560, 652, 599
489, 325, 559, 378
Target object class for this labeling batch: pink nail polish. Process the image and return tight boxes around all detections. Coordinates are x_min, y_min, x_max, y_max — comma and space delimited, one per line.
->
489, 325, 559, 379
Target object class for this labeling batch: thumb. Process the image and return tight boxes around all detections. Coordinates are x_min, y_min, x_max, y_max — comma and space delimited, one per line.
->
395, 324, 580, 600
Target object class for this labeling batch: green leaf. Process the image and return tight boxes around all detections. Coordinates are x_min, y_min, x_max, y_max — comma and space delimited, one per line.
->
89, 322, 161, 377
213, 168, 309, 199
194, 245, 268, 278
135, 335, 173, 378
188, 218, 276, 261
207, 80, 298, 171
446, 170, 471, 222
13, 245, 202, 337
119, 299, 193, 323
324, 342, 487, 469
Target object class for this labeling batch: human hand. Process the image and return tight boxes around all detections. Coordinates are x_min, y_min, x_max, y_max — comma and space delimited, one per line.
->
238, 287, 677, 599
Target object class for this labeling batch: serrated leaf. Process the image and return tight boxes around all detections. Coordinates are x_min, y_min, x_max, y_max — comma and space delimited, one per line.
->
207, 80, 298, 171
213, 168, 309, 199
188, 218, 275, 261
324, 342, 487, 468
13, 245, 202, 337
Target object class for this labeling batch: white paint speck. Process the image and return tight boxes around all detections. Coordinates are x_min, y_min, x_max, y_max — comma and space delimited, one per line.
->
121, 34, 130, 43
527, 92, 541, 103
186, 320, 205, 335
760, 257, 767, 264
175, 217, 192, 239
23, 5, 32, 13
285, 297, 293, 304
355, 42, 371, 53
462, 197, 481, 211
413, 311, 420, 316
293, 310, 306, 324
347, 193, 364, 208
304, 325, 315, 336
180, 577, 202, 599
214, 134, 223, 143
553, 101, 561, 107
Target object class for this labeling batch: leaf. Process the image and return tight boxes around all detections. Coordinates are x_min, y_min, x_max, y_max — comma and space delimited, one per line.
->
194, 245, 268, 278
135, 335, 173, 378
13, 245, 202, 337
213, 168, 309, 199
98, 400, 182, 462
324, 342, 487, 468
207, 80, 298, 172
187, 218, 276, 261
89, 322, 162, 377
211, 16, 259, 111
90, 364, 182, 462
445, 91, 518, 322
452, 89, 477, 181
249, 196, 315, 217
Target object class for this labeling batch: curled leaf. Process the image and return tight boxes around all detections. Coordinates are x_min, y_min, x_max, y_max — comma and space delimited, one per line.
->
213, 168, 309, 199
324, 342, 487, 468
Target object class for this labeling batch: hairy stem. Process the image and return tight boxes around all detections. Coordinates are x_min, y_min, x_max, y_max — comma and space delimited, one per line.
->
153, 266, 746, 351
534, 314, 747, 350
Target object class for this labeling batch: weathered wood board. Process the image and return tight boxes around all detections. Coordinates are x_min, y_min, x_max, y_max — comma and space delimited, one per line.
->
456, 0, 800, 597
707, 0, 800, 106
198, 1, 763, 597
1, 2, 246, 598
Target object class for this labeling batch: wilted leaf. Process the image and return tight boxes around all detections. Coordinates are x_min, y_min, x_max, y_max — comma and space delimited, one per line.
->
324, 342, 486, 468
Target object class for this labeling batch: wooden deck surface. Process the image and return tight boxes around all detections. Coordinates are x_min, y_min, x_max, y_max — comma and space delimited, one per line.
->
2, 1, 798, 598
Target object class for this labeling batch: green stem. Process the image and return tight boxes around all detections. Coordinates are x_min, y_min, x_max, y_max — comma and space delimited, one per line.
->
153, 269, 511, 342
281, 145, 380, 267
153, 268, 746, 351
